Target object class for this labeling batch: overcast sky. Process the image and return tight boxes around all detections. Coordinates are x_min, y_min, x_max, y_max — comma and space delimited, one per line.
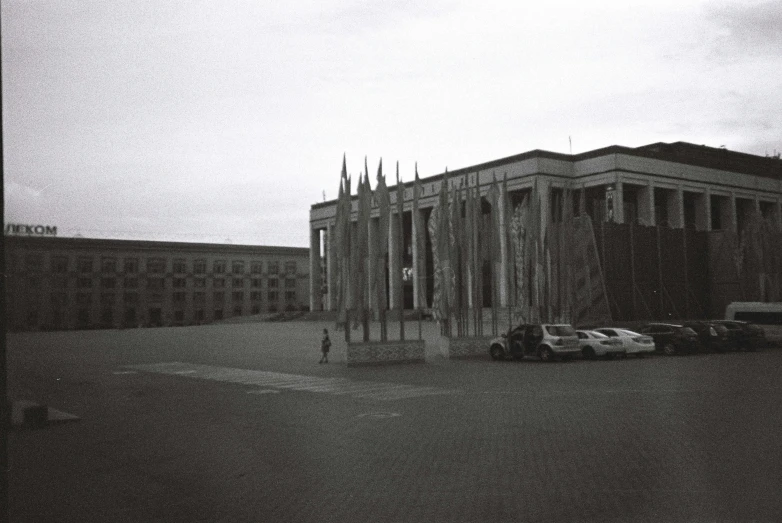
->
3, 0, 781, 247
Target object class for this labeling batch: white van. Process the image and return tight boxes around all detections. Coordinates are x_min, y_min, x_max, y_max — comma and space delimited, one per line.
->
724, 302, 782, 325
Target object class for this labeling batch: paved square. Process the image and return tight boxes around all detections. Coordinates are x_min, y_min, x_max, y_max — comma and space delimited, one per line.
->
8, 322, 782, 522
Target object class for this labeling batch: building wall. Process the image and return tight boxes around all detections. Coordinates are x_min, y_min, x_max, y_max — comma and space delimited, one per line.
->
310, 142, 782, 315
5, 237, 310, 331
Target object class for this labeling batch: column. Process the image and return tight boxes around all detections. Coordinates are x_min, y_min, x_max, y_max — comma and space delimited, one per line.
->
638, 181, 655, 226
613, 178, 624, 224
775, 198, 782, 229
667, 185, 684, 228
326, 222, 335, 310
498, 194, 509, 308
389, 212, 401, 310
309, 227, 322, 311
695, 187, 711, 231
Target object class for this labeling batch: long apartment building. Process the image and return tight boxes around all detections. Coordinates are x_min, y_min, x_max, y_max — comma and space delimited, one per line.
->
5, 236, 310, 331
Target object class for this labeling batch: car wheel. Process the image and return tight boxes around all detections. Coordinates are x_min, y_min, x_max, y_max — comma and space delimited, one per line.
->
539, 347, 554, 362
662, 343, 677, 356
490, 344, 505, 361
582, 347, 596, 360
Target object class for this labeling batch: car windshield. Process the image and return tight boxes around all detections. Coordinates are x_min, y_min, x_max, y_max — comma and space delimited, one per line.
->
618, 329, 641, 337
681, 327, 697, 336
590, 331, 608, 338
545, 325, 576, 336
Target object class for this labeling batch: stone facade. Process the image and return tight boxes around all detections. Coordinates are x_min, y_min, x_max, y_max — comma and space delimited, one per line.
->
346, 340, 426, 366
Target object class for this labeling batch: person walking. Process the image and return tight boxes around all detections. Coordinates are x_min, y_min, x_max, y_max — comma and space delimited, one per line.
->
319, 328, 331, 364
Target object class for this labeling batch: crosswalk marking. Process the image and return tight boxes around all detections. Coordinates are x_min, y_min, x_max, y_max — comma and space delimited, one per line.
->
126, 362, 459, 401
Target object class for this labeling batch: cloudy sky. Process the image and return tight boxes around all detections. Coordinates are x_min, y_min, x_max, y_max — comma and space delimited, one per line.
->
3, 0, 781, 247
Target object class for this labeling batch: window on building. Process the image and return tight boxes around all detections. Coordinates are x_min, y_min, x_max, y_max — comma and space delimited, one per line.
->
101, 278, 116, 289
251, 261, 263, 274
214, 278, 225, 288
232, 261, 244, 274
213, 292, 225, 303
173, 278, 186, 288
268, 291, 279, 302
268, 278, 278, 288
124, 258, 139, 273
251, 278, 262, 288
25, 253, 44, 272
194, 259, 207, 274
232, 278, 243, 287
124, 292, 139, 304
268, 304, 278, 313
101, 257, 117, 273
173, 292, 186, 303
194, 278, 206, 288
232, 291, 244, 302
124, 277, 138, 288
100, 293, 115, 305
78, 257, 94, 273
285, 291, 296, 302
148, 293, 163, 303
268, 261, 279, 275
285, 261, 297, 275
51, 256, 69, 273
174, 310, 184, 323
251, 291, 262, 301
213, 260, 226, 273
147, 258, 166, 273
233, 306, 242, 316
52, 276, 68, 289
214, 309, 224, 320
195, 309, 205, 322
173, 259, 187, 273
77, 277, 92, 288
251, 304, 261, 314
285, 278, 296, 289
76, 292, 92, 305
147, 277, 165, 290
193, 292, 206, 304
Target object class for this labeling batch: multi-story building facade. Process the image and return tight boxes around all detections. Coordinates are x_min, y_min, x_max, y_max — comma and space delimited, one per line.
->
5, 236, 310, 331
309, 141, 782, 313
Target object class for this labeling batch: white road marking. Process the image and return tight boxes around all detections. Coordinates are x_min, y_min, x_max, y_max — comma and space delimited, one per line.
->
113, 371, 138, 375
127, 362, 459, 401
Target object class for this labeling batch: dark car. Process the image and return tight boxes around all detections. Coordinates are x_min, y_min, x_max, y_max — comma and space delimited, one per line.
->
682, 321, 732, 353
638, 323, 699, 355
711, 320, 766, 351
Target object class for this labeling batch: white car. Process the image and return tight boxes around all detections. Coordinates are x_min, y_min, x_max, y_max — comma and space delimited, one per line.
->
576, 330, 625, 360
593, 328, 656, 357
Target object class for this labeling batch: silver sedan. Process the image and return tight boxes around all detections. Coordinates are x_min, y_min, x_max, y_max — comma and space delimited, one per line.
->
593, 328, 656, 357
576, 330, 625, 360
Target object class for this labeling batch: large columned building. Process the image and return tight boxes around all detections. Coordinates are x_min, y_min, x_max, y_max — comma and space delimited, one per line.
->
309, 141, 782, 313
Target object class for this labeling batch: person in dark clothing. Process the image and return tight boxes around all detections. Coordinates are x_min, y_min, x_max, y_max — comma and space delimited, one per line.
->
319, 328, 331, 364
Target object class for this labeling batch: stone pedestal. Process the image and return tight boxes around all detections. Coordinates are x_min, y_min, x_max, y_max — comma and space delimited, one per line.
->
439, 335, 495, 359
346, 339, 426, 367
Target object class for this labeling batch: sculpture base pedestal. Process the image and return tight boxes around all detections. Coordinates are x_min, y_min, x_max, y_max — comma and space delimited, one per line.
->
346, 339, 426, 367
439, 335, 494, 359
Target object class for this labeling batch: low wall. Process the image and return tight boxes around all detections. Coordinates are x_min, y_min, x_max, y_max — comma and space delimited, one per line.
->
346, 339, 426, 367
439, 335, 494, 359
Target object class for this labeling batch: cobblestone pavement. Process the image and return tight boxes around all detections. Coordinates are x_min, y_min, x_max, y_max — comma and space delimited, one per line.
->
7, 322, 782, 522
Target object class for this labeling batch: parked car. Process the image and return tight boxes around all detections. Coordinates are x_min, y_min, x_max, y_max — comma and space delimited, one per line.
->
638, 323, 699, 355
682, 321, 732, 353
490, 324, 580, 362
592, 328, 656, 357
576, 330, 625, 360
711, 320, 766, 351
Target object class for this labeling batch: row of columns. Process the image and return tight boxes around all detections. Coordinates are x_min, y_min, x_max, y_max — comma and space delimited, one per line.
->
610, 178, 782, 232
310, 209, 423, 312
